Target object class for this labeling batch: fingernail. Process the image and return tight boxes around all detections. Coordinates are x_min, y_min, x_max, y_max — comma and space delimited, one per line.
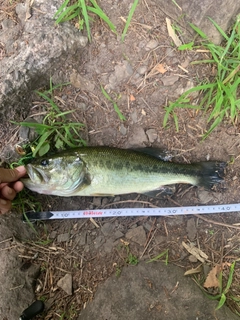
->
0, 199, 7, 205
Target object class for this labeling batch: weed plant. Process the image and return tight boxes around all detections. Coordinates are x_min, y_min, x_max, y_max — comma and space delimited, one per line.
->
54, 0, 117, 41
13, 80, 86, 158
164, 15, 240, 139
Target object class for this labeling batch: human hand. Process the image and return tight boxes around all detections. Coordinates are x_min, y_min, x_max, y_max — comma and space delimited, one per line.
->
0, 166, 27, 214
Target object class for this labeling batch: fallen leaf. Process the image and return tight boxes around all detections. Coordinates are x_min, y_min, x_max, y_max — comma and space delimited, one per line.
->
155, 63, 167, 74
184, 265, 202, 276
141, 109, 146, 115
182, 241, 208, 263
166, 18, 182, 47
204, 265, 221, 288
130, 94, 136, 101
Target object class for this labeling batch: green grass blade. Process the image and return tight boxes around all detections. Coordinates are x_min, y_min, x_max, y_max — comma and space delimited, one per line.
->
100, 85, 113, 101
208, 17, 229, 41
32, 130, 54, 157
225, 261, 236, 292
35, 91, 62, 114
189, 23, 208, 39
54, 0, 70, 19
216, 293, 226, 310
80, 0, 91, 41
121, 0, 139, 41
88, 0, 117, 33
55, 3, 79, 24
113, 102, 126, 121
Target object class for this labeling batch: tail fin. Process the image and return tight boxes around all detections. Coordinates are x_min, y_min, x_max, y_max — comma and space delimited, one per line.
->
197, 161, 226, 189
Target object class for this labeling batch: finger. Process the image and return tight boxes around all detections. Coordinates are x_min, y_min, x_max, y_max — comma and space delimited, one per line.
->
1, 185, 17, 201
0, 166, 27, 183
12, 181, 25, 193
0, 199, 12, 214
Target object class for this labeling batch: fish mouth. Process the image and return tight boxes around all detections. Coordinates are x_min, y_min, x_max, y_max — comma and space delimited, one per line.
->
26, 164, 50, 184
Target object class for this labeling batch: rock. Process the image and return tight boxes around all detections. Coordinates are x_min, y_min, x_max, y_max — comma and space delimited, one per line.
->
119, 123, 127, 135
57, 273, 73, 295
154, 234, 167, 245
146, 129, 158, 143
126, 126, 148, 147
145, 39, 159, 50
113, 230, 124, 241
108, 60, 133, 89
92, 197, 102, 207
186, 218, 197, 241
102, 239, 116, 253
161, 75, 179, 86
101, 223, 114, 237
125, 226, 146, 246
78, 262, 239, 320
137, 65, 148, 75
153, 0, 240, 45
0, 0, 88, 121
197, 190, 214, 204
189, 255, 198, 263
57, 233, 70, 243
130, 110, 138, 123
0, 213, 38, 319
75, 231, 87, 246
70, 70, 95, 92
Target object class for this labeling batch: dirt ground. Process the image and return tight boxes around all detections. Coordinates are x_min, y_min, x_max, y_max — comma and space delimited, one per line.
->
1, 0, 240, 319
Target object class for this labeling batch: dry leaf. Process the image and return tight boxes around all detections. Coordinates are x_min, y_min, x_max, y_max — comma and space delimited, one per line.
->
130, 94, 136, 101
155, 63, 167, 74
166, 18, 182, 47
120, 239, 129, 246
141, 109, 146, 116
184, 265, 202, 276
182, 242, 208, 263
204, 265, 221, 288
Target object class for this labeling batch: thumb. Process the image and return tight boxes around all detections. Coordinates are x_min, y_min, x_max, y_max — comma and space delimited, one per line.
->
0, 166, 27, 183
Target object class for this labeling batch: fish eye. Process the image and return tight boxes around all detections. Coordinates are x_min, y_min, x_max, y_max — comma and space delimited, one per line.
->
41, 159, 49, 166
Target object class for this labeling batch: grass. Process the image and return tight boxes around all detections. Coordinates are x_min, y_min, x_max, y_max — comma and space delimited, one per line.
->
12, 79, 86, 158
100, 85, 126, 121
54, 0, 139, 42
202, 261, 236, 311
11, 79, 86, 215
54, 0, 117, 41
163, 15, 240, 139
146, 249, 169, 265
121, 0, 139, 41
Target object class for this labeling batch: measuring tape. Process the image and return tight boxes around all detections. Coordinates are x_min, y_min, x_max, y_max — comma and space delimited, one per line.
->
23, 203, 240, 221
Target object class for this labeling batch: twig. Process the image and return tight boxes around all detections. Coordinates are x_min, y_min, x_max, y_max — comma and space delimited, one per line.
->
195, 214, 240, 231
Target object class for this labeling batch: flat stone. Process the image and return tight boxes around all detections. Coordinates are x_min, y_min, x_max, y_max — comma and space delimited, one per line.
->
126, 126, 148, 148
92, 197, 102, 207
101, 223, 114, 237
198, 190, 214, 204
78, 262, 239, 320
113, 230, 124, 241
125, 226, 146, 246
145, 39, 159, 51
119, 123, 127, 135
146, 129, 158, 143
70, 71, 95, 92
57, 233, 70, 243
161, 75, 179, 86
186, 218, 197, 241
57, 273, 73, 295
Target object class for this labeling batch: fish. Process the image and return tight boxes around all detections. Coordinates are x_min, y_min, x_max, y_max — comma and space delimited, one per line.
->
21, 146, 226, 197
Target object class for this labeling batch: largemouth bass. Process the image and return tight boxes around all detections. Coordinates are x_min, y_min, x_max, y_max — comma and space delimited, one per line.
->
21, 147, 226, 197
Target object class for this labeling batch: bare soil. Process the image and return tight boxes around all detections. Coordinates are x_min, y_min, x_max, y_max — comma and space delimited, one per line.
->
1, 0, 240, 319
